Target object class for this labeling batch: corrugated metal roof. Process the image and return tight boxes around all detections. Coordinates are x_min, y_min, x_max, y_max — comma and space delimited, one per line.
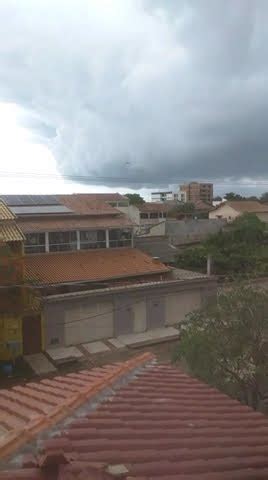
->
0, 200, 15, 221
0, 223, 25, 242
18, 215, 135, 233
25, 248, 170, 285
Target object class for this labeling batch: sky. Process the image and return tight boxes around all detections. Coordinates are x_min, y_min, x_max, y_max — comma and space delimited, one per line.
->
1, 0, 268, 197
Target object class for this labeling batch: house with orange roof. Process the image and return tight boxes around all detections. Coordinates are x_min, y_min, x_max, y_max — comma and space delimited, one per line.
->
1, 194, 216, 352
209, 200, 268, 223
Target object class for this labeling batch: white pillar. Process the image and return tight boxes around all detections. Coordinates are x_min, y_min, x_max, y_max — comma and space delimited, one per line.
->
106, 229, 109, 248
77, 230, 80, 250
45, 232, 49, 253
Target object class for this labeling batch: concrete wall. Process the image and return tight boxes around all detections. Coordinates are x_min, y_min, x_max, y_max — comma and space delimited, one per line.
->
43, 278, 216, 347
165, 289, 201, 325
209, 205, 239, 222
256, 212, 268, 223
165, 219, 226, 245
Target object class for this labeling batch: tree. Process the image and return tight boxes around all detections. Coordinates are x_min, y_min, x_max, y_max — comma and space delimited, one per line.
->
213, 196, 222, 202
260, 192, 268, 203
124, 193, 145, 205
168, 202, 195, 218
224, 192, 244, 201
173, 284, 268, 409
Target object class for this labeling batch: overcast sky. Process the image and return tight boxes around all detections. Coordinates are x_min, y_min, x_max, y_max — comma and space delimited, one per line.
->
1, 0, 268, 196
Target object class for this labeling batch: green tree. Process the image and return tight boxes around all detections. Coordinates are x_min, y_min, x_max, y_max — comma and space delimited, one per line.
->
125, 193, 145, 205
173, 284, 268, 409
260, 192, 268, 203
224, 192, 244, 200
168, 202, 195, 218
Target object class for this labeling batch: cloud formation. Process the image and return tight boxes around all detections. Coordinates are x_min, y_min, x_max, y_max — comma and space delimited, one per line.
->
1, 0, 268, 187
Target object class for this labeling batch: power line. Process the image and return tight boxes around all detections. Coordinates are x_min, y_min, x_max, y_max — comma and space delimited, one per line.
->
1, 170, 268, 186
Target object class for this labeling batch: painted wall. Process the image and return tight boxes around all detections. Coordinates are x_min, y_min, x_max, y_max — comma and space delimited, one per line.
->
209, 205, 239, 222
43, 279, 216, 347
165, 290, 201, 325
166, 219, 226, 245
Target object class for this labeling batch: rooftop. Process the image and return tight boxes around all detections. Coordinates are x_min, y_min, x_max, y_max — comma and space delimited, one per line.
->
18, 215, 134, 233
0, 201, 15, 221
58, 194, 122, 216
2, 353, 268, 479
25, 248, 170, 285
214, 200, 268, 213
138, 202, 176, 213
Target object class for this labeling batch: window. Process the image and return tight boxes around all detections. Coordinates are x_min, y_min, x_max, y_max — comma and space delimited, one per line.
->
118, 201, 129, 207
140, 213, 149, 219
109, 229, 132, 248
49, 231, 77, 252
150, 212, 158, 219
80, 230, 106, 249
109, 202, 117, 207
25, 233, 46, 254
163, 212, 167, 218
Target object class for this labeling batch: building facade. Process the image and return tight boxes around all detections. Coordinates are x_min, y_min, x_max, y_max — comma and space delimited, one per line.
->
0, 200, 42, 361
179, 182, 213, 204
209, 200, 268, 223
151, 191, 179, 203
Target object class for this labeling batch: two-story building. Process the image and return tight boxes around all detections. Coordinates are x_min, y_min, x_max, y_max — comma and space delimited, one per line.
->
1, 194, 216, 351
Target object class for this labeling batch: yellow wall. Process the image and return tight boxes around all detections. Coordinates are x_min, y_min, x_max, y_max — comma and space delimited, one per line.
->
0, 314, 23, 361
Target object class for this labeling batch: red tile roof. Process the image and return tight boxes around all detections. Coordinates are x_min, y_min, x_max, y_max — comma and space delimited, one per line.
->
25, 248, 170, 285
213, 200, 268, 213
0, 353, 152, 461
2, 357, 268, 479
69, 193, 129, 202
138, 202, 175, 213
18, 215, 134, 233
58, 195, 121, 215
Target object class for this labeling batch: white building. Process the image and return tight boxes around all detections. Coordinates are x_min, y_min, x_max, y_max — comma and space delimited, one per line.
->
151, 191, 179, 203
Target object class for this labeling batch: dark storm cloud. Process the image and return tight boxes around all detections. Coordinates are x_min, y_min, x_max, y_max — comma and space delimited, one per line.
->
0, 0, 268, 188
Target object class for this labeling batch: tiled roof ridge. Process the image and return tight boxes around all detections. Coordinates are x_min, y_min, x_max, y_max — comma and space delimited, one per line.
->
0, 352, 154, 461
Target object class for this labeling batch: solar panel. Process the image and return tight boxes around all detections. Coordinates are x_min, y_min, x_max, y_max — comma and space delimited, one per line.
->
10, 205, 73, 215
0, 195, 60, 206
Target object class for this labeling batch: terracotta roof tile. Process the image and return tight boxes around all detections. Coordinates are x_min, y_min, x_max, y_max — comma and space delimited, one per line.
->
38, 364, 268, 479
57, 195, 121, 215
0, 353, 153, 462
3, 361, 268, 478
18, 215, 134, 233
0, 362, 268, 480
25, 248, 169, 285
214, 200, 268, 213
69, 193, 129, 202
138, 202, 174, 213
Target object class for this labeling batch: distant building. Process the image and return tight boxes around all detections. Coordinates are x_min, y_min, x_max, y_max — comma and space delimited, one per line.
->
179, 182, 213, 205
151, 191, 179, 203
209, 200, 268, 223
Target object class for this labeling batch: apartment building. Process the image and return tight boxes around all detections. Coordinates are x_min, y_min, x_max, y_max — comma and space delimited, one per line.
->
179, 182, 213, 204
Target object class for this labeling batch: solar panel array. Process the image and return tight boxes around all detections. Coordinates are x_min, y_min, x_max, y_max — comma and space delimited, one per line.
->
10, 205, 73, 215
0, 195, 60, 206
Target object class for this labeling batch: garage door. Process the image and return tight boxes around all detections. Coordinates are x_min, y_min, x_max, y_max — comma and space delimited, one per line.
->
114, 296, 134, 336
146, 297, 165, 330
